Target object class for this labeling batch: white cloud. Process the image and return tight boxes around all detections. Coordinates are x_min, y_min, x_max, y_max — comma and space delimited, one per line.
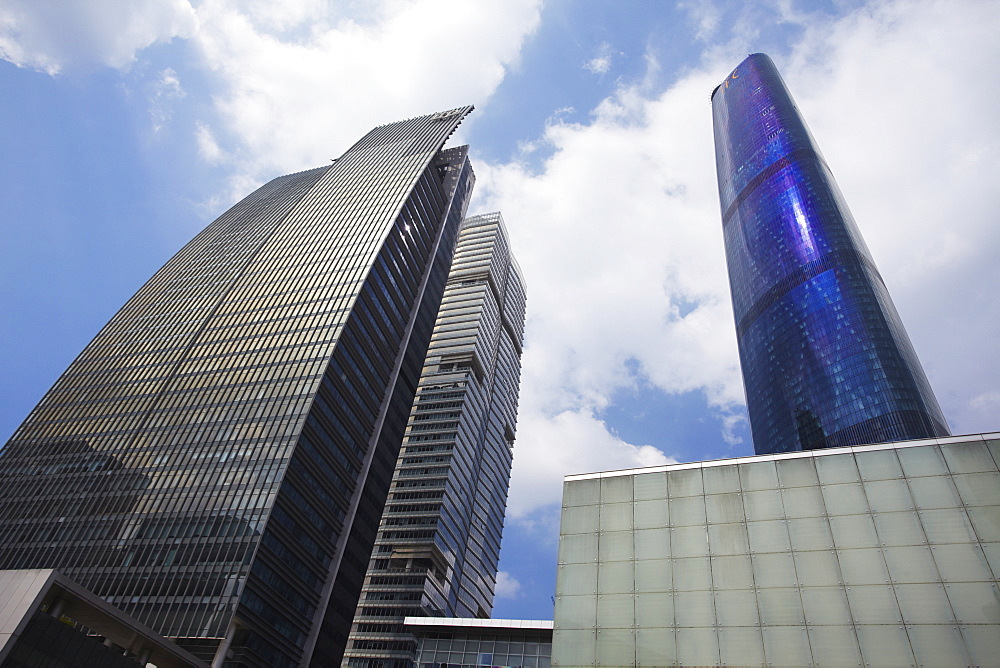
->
195, 121, 225, 163
0, 0, 197, 74
189, 0, 543, 186
494, 571, 522, 599
149, 68, 186, 134
583, 42, 615, 75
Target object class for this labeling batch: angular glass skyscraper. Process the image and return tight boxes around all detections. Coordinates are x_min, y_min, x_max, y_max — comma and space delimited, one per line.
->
712, 54, 949, 455
0, 108, 475, 667
343, 212, 526, 668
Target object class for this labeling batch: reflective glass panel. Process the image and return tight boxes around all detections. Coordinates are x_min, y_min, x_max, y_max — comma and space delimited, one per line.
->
703, 465, 741, 494
845, 584, 902, 624
838, 547, 888, 585
907, 624, 971, 668
931, 543, 994, 583
747, 519, 791, 554
635, 628, 675, 666
556, 594, 597, 629
815, 453, 861, 484
897, 444, 948, 478
598, 560, 634, 594
807, 626, 862, 667
673, 593, 716, 627
855, 625, 914, 666
708, 522, 750, 556
883, 545, 939, 584
919, 507, 977, 544
864, 478, 914, 513
856, 449, 903, 480
634, 559, 672, 592
669, 495, 706, 526
634, 528, 670, 560
564, 479, 600, 507
781, 485, 827, 518
820, 483, 869, 516
599, 531, 634, 562
562, 505, 599, 535
967, 506, 1000, 542
676, 627, 719, 667
894, 583, 955, 624
633, 498, 669, 530
743, 489, 784, 521
829, 513, 879, 548
945, 581, 1000, 624
907, 474, 962, 510
600, 502, 633, 532
757, 587, 804, 625
752, 552, 797, 588
800, 586, 852, 625
941, 440, 998, 474
671, 526, 709, 558
711, 554, 753, 590
705, 492, 745, 524
714, 589, 760, 626
761, 627, 811, 667
793, 549, 842, 586
739, 461, 778, 491
787, 516, 834, 551
776, 457, 819, 488
873, 511, 924, 547
557, 562, 598, 596
667, 468, 703, 498
673, 556, 713, 591
560, 533, 599, 564
551, 629, 595, 666
596, 593, 635, 629
601, 475, 633, 503
595, 628, 634, 666
633, 471, 667, 501
953, 472, 1000, 506
962, 625, 1000, 667
717, 627, 765, 667
635, 592, 673, 628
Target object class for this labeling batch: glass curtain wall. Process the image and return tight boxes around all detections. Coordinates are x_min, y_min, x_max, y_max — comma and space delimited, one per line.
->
344, 212, 527, 668
712, 53, 949, 454
0, 108, 475, 667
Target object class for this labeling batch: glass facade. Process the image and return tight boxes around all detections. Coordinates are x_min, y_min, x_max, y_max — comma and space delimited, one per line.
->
0, 107, 476, 667
712, 53, 949, 454
344, 212, 527, 667
552, 434, 1000, 667
406, 617, 552, 668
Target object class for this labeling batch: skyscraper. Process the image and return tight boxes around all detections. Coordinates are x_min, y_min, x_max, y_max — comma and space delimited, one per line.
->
711, 53, 950, 455
0, 108, 475, 667
343, 212, 526, 668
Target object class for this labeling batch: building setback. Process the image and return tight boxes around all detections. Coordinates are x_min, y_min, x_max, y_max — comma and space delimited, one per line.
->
343, 212, 526, 668
712, 53, 949, 454
0, 108, 475, 667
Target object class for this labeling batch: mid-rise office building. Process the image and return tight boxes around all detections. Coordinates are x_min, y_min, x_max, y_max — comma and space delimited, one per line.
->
343, 212, 526, 667
0, 108, 475, 667
712, 53, 949, 454
551, 434, 1000, 666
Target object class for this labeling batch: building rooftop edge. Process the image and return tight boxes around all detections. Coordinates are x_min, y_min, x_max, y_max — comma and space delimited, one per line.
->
563, 432, 1000, 482
402, 617, 553, 630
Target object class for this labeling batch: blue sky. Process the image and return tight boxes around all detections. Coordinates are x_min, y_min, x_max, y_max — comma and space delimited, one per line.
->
1, 0, 998, 621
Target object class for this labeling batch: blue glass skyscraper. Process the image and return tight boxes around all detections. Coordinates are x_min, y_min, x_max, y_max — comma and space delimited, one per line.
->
711, 53, 949, 454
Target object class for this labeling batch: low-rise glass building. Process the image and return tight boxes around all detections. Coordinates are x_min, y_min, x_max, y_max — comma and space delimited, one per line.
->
404, 617, 552, 668
552, 434, 1000, 666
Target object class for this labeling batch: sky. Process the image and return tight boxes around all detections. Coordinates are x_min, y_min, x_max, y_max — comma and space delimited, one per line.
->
1, 0, 998, 621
